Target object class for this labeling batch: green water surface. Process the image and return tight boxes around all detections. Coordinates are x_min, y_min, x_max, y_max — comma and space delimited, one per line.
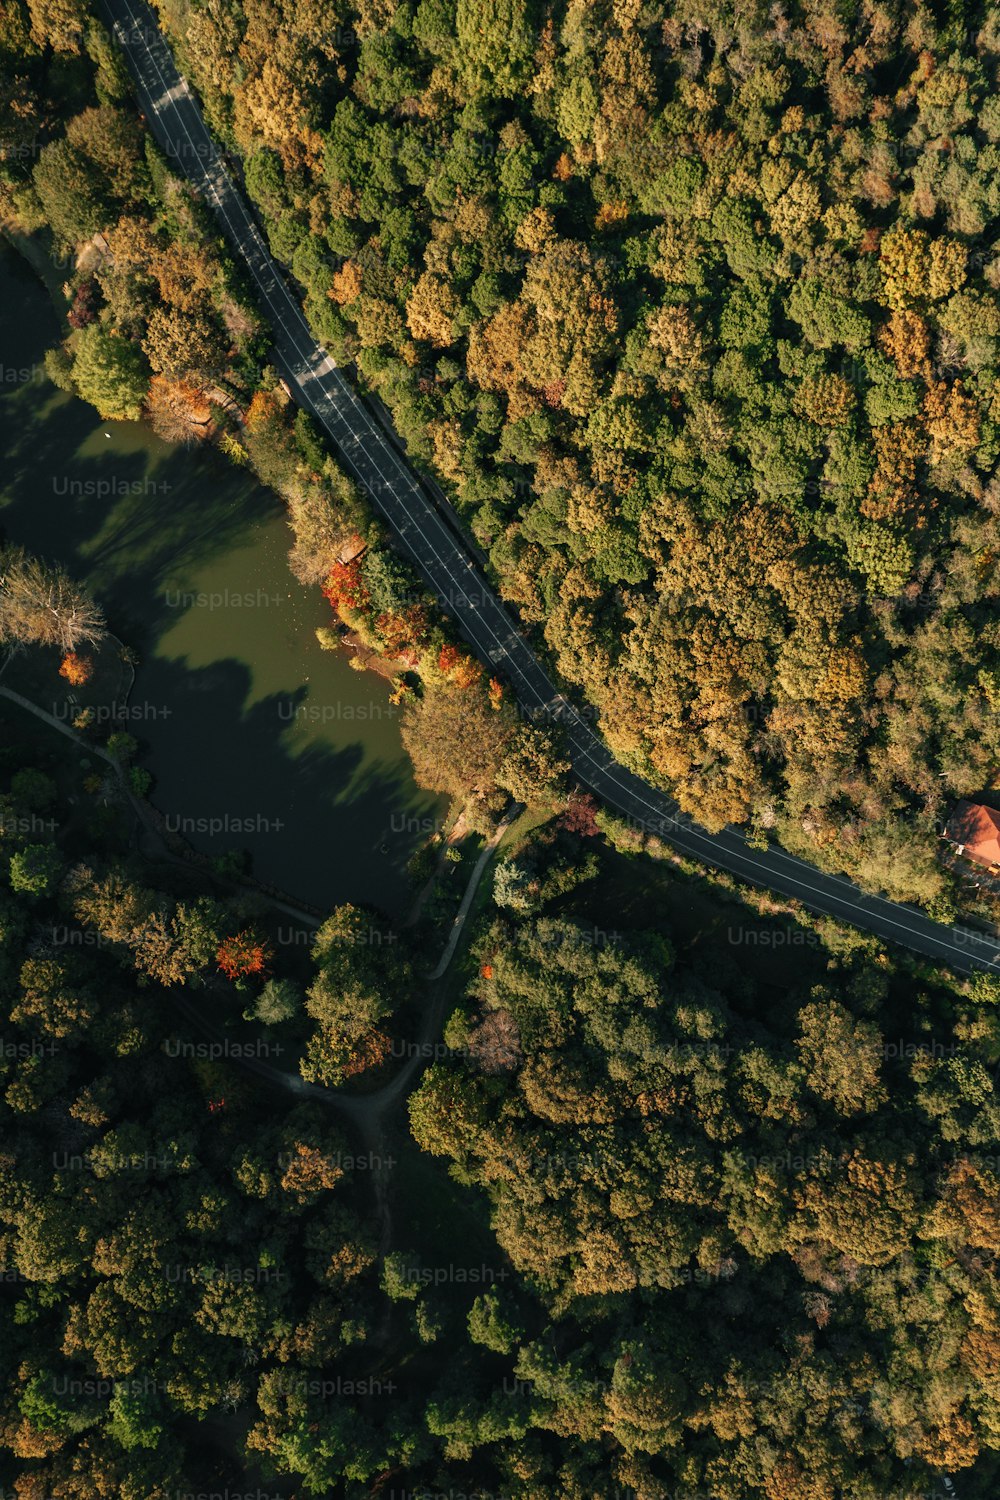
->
0, 242, 444, 916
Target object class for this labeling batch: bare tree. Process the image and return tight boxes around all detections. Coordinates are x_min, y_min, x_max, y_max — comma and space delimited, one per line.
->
145, 374, 213, 446
467, 1008, 522, 1074
0, 546, 106, 657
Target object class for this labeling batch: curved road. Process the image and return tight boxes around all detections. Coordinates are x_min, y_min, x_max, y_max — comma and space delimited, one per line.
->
99, 0, 1000, 978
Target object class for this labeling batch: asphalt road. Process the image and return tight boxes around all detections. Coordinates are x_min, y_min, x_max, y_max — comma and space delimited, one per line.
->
99, 0, 1000, 978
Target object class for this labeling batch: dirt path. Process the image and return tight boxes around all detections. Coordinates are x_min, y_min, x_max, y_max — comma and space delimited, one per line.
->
167, 804, 521, 1124
2, 681, 517, 1256
403, 807, 468, 929
427, 806, 519, 982
0, 683, 322, 928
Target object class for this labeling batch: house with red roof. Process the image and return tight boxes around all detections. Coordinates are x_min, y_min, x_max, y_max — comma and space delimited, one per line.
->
943, 801, 1000, 870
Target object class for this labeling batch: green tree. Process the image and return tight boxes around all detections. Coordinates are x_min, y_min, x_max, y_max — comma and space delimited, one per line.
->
9, 842, 62, 896
300, 905, 409, 1084
106, 1382, 164, 1451
247, 976, 301, 1025
456, 0, 536, 99
32, 139, 110, 243
467, 1288, 524, 1353
795, 995, 888, 1116
71, 325, 149, 421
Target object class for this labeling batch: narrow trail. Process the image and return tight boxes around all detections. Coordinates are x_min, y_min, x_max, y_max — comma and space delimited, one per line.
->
0, 683, 322, 928
2, 679, 516, 1260
0, 684, 121, 761
427, 808, 520, 982
167, 805, 518, 1259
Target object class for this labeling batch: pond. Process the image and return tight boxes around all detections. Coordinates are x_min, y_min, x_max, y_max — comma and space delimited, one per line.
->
0, 240, 445, 917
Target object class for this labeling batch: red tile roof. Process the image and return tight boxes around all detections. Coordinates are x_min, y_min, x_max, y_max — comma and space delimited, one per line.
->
945, 800, 1000, 867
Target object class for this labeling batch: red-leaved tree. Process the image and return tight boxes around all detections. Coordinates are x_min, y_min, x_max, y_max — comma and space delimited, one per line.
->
322, 559, 368, 615
559, 793, 600, 837
217, 930, 272, 981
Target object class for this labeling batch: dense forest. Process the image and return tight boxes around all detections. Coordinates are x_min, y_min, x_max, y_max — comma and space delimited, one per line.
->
8, 0, 1000, 904
123, 0, 1000, 905
412, 819, 1000, 1497
2, 706, 999, 1497
4, 0, 1000, 1495
0, 704, 409, 1496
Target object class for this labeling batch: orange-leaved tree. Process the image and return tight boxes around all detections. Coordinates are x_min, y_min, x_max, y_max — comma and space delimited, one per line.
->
59, 652, 93, 686
342, 1028, 391, 1078
217, 930, 272, 981
322, 559, 369, 615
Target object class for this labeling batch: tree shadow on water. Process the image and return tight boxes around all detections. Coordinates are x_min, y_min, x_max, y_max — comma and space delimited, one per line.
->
137, 656, 438, 918
0, 254, 444, 918
0, 371, 275, 654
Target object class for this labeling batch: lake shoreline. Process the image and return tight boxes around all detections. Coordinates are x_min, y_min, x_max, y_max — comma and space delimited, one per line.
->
0, 240, 446, 919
